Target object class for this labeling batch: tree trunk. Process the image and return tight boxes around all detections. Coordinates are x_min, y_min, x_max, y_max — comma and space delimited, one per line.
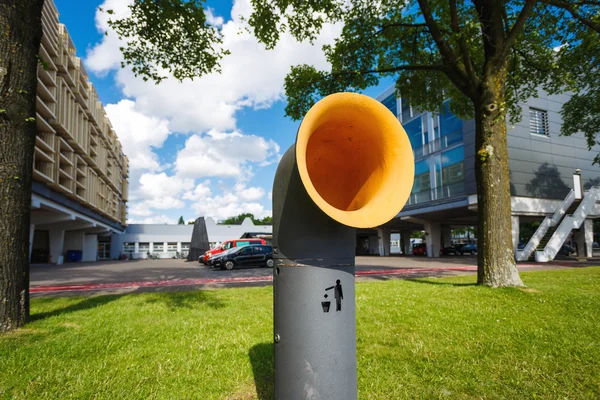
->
474, 71, 524, 287
0, 0, 44, 332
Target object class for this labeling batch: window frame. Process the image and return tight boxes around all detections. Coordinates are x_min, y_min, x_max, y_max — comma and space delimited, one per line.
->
529, 108, 549, 136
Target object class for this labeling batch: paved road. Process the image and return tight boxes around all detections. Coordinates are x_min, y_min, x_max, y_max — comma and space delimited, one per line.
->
30, 255, 597, 296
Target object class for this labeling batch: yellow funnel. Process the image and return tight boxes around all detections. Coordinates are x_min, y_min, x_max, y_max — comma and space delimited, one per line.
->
295, 92, 414, 228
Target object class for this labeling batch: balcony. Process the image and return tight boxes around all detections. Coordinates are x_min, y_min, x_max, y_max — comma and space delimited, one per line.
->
414, 129, 463, 159
407, 182, 465, 206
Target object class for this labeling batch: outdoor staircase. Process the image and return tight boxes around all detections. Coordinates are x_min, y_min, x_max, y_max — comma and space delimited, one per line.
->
516, 186, 600, 262
536, 226, 558, 251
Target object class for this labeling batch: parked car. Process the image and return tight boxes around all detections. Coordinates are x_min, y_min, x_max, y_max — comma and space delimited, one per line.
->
440, 245, 461, 256
459, 244, 477, 255
412, 243, 427, 256
212, 245, 273, 270
200, 238, 267, 264
206, 247, 238, 266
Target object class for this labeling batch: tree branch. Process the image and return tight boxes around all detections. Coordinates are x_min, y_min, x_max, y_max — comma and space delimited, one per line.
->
503, 0, 537, 55
541, 0, 600, 33
449, 0, 479, 88
376, 23, 429, 35
417, 0, 474, 97
332, 64, 445, 76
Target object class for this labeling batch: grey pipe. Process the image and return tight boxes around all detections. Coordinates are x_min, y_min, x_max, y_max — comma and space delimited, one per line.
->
272, 145, 357, 400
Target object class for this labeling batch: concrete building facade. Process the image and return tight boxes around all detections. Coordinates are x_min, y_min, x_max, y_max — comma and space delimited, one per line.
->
365, 85, 600, 259
30, 0, 128, 264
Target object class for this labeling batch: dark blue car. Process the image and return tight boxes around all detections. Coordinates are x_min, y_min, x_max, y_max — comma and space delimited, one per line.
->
212, 245, 273, 270
459, 244, 477, 255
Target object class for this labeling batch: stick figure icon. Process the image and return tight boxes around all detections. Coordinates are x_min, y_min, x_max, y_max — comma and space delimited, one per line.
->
325, 279, 343, 311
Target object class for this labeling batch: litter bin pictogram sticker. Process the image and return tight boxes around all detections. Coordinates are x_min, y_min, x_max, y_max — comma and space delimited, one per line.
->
322, 279, 343, 313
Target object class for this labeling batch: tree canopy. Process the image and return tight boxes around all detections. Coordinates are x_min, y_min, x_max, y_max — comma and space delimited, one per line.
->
220, 213, 272, 225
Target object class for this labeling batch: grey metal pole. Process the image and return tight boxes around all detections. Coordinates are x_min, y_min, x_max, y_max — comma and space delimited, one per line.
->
272, 145, 357, 400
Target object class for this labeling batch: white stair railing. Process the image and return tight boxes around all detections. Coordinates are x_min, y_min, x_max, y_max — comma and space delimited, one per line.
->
535, 187, 600, 262
515, 189, 575, 261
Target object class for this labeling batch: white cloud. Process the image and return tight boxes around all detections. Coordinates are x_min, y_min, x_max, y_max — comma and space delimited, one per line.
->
133, 172, 195, 201
185, 182, 270, 221
85, 0, 133, 74
104, 100, 171, 172
182, 181, 212, 201
234, 183, 265, 201
175, 130, 279, 179
191, 195, 270, 221
86, 0, 341, 133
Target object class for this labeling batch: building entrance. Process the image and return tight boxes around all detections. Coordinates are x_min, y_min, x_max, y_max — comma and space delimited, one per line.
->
97, 243, 111, 260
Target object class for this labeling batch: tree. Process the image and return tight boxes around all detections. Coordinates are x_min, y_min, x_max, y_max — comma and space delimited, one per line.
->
220, 213, 273, 225
178, 216, 185, 225
0, 1, 44, 331
550, 7, 600, 164
108, 1, 600, 287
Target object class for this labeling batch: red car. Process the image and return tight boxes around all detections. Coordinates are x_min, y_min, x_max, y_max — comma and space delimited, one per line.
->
412, 243, 427, 256
201, 238, 266, 264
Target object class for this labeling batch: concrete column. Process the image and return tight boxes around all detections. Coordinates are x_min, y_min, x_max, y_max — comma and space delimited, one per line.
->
177, 242, 182, 253
163, 242, 168, 253
424, 221, 441, 258
400, 230, 412, 255
377, 227, 391, 256
29, 224, 35, 262
82, 234, 98, 262
575, 219, 594, 258
584, 219, 593, 258
442, 225, 452, 247
511, 215, 520, 254
134, 242, 139, 253
149, 242, 154, 253
49, 229, 65, 264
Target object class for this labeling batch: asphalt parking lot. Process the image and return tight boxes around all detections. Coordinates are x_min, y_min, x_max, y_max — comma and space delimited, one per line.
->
29, 255, 595, 296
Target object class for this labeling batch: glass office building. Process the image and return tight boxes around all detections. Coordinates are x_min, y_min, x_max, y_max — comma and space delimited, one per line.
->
368, 85, 599, 259
379, 93, 466, 207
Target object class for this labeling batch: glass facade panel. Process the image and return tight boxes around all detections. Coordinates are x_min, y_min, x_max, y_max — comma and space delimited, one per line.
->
438, 146, 465, 198
412, 159, 431, 194
167, 242, 177, 251
405, 117, 423, 150
401, 98, 411, 122
138, 242, 149, 252
440, 102, 462, 137
153, 242, 164, 252
381, 94, 397, 115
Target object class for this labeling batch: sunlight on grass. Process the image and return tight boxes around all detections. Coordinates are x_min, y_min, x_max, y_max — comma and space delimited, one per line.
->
1, 268, 599, 399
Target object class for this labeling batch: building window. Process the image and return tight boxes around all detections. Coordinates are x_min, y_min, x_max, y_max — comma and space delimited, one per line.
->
437, 146, 465, 199
123, 242, 135, 253
401, 98, 411, 122
181, 242, 190, 251
153, 242, 164, 252
440, 101, 462, 137
530, 108, 549, 136
139, 242, 149, 252
167, 242, 177, 252
381, 94, 397, 115
405, 116, 423, 150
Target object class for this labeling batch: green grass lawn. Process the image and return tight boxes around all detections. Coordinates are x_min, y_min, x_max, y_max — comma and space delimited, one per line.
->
1, 268, 599, 399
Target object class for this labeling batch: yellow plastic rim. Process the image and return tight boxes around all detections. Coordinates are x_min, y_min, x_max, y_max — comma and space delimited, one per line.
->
296, 92, 414, 228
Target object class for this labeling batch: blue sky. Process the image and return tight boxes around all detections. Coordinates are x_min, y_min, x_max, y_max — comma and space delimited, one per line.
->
54, 0, 392, 224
